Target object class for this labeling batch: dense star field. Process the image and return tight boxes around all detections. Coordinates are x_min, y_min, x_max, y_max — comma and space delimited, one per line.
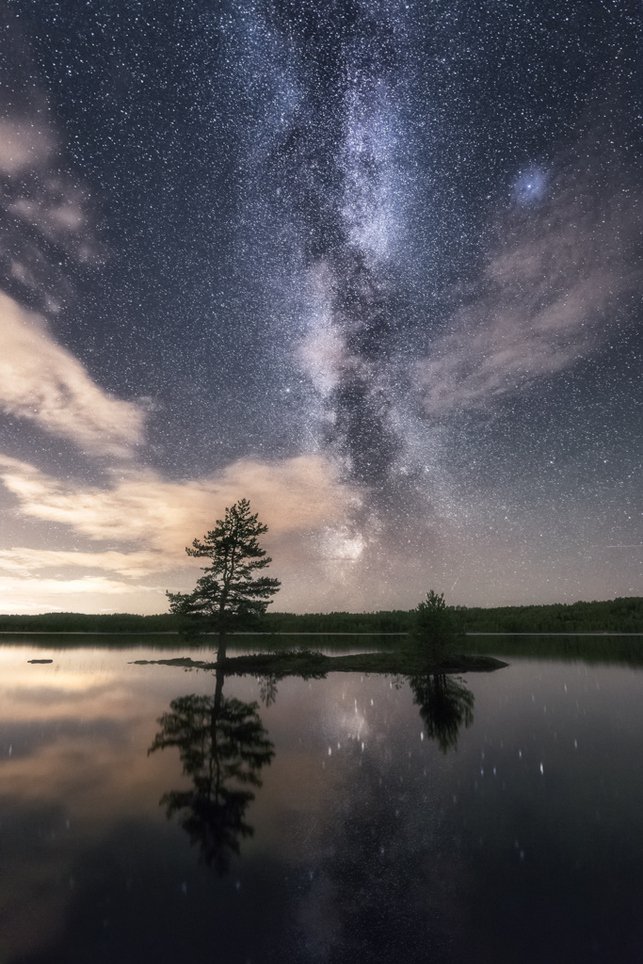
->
0, 0, 640, 613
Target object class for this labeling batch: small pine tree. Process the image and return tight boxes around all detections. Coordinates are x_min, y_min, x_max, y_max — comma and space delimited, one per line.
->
167, 498, 280, 660
411, 590, 457, 663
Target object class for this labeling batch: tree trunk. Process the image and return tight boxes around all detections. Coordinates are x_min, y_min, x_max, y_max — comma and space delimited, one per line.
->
213, 665, 225, 715
216, 631, 227, 663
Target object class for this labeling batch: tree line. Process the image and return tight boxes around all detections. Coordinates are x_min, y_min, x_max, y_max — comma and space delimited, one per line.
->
1, 597, 640, 635
454, 596, 643, 634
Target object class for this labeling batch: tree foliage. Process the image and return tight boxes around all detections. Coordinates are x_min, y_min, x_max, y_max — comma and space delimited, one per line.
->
411, 590, 458, 659
167, 498, 280, 653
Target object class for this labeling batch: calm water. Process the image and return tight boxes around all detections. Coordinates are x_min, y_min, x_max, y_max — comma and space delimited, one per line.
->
2, 635, 643, 963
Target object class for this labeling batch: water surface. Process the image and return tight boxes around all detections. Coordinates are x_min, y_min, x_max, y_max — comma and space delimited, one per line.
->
2, 636, 643, 962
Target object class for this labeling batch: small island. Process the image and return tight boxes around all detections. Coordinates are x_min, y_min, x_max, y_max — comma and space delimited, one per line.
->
130, 649, 508, 676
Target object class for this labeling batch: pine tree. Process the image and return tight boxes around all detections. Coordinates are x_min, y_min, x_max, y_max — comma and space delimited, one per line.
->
411, 590, 458, 663
167, 498, 280, 660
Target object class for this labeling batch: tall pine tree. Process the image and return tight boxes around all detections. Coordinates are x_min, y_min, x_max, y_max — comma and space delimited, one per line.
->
167, 498, 280, 660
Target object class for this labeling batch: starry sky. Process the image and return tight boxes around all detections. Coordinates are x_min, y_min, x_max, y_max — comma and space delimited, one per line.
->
0, 0, 640, 615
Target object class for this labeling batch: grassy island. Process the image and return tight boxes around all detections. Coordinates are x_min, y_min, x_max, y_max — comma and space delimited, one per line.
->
131, 650, 508, 676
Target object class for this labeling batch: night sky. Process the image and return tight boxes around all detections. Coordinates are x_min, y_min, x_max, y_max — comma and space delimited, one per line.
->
0, 0, 640, 614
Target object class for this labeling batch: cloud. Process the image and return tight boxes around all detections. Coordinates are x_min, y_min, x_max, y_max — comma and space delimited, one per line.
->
0, 547, 166, 579
0, 453, 363, 612
417, 167, 640, 415
0, 574, 144, 598
0, 103, 102, 316
0, 574, 166, 616
0, 106, 131, 456
1, 177, 101, 307
0, 550, 164, 610
0, 118, 55, 174
0, 453, 359, 554
9, 187, 88, 244
0, 293, 146, 455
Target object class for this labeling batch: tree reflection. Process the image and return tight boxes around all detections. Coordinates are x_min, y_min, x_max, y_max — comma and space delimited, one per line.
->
409, 674, 474, 753
148, 668, 274, 874
257, 673, 279, 707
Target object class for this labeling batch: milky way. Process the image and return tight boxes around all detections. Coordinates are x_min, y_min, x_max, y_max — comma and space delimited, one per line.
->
0, 0, 640, 613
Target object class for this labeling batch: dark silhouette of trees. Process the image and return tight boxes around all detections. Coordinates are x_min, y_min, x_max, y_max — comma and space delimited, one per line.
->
409, 674, 474, 753
1, 597, 640, 636
410, 590, 458, 663
148, 668, 274, 875
166, 498, 280, 661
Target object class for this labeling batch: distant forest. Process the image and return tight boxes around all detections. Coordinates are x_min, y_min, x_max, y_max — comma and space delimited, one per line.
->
0, 597, 640, 634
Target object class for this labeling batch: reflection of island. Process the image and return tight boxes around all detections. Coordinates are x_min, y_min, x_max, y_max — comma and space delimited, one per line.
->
409, 674, 474, 753
148, 668, 274, 874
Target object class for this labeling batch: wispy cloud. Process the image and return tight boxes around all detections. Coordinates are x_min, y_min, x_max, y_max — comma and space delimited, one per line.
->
0, 453, 359, 554
0, 453, 362, 612
0, 574, 145, 599
0, 118, 55, 175
9, 183, 92, 254
417, 165, 640, 415
0, 570, 169, 616
0, 101, 134, 456
0, 114, 102, 311
0, 293, 146, 456
0, 547, 166, 579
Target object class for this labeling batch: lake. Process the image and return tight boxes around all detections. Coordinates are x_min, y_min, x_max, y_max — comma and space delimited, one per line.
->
2, 634, 643, 963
